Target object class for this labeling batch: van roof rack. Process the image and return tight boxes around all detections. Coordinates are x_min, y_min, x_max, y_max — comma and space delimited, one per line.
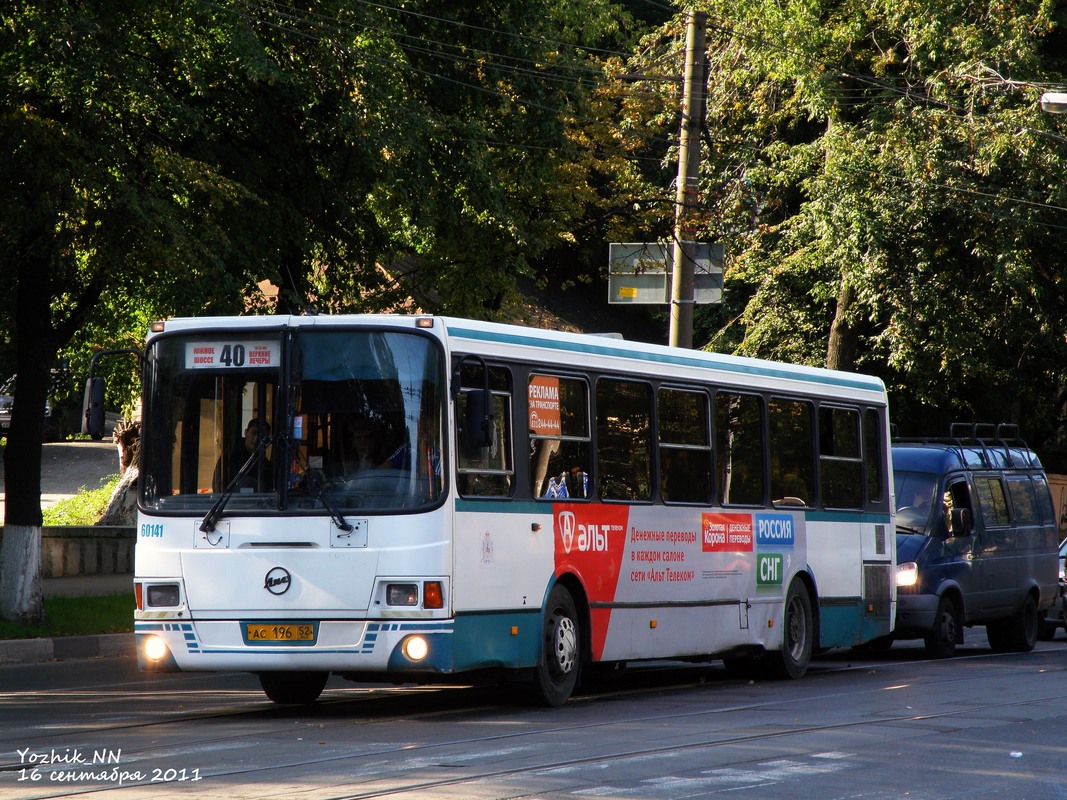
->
893, 422, 1038, 470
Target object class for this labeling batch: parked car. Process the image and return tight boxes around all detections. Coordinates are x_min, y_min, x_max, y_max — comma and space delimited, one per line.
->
1039, 539, 1067, 640
0, 371, 75, 441
0, 375, 14, 434
891, 424, 1060, 658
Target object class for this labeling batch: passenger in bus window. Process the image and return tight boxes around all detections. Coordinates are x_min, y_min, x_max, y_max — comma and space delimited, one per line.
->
530, 437, 560, 496
545, 466, 588, 499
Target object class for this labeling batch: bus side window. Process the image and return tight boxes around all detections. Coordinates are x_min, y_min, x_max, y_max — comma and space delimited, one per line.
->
456, 390, 513, 497
819, 406, 862, 509
657, 387, 712, 504
768, 397, 814, 507
715, 392, 765, 506
454, 361, 514, 498
529, 374, 590, 499
596, 378, 652, 501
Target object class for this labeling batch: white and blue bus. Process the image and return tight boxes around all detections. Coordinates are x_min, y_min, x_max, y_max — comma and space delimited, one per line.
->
91, 314, 895, 705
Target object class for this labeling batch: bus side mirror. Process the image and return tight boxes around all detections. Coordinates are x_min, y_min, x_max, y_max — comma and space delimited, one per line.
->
462, 389, 495, 455
82, 377, 106, 440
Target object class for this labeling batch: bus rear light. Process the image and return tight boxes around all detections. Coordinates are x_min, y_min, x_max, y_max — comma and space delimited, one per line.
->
146, 584, 181, 607
423, 581, 444, 609
386, 583, 419, 606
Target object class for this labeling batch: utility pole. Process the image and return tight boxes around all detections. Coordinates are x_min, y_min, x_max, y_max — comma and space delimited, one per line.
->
668, 10, 707, 349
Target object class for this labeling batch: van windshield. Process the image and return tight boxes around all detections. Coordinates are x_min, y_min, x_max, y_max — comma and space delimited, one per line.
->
894, 470, 939, 534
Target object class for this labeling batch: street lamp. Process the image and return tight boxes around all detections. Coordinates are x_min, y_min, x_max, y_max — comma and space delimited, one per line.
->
1040, 92, 1067, 115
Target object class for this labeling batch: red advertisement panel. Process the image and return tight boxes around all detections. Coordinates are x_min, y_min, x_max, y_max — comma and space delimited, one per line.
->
701, 513, 754, 552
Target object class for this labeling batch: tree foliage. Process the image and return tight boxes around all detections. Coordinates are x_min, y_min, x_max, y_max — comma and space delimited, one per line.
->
0, 0, 647, 621
603, 0, 1067, 441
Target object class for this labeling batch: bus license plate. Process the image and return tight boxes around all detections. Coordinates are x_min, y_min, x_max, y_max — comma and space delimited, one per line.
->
244, 623, 317, 643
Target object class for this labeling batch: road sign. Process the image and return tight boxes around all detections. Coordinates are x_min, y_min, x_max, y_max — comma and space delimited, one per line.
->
608, 242, 723, 305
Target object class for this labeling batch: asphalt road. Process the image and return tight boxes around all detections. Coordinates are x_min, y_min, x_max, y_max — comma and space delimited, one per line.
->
2, 634, 1066, 799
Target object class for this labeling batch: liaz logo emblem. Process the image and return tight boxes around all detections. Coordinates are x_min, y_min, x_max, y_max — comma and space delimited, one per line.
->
264, 567, 292, 595
556, 510, 608, 555
558, 511, 576, 554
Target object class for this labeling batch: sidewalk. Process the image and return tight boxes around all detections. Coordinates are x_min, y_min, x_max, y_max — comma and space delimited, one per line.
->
0, 574, 135, 666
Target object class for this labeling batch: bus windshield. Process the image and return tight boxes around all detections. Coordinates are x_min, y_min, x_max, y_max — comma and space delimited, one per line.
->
140, 327, 444, 514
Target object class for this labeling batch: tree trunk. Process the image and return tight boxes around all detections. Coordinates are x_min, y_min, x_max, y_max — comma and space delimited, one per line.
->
0, 525, 45, 624
826, 279, 859, 372
98, 467, 139, 526
0, 253, 55, 624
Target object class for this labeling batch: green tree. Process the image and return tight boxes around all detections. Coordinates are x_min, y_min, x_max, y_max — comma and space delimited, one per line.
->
0, 0, 650, 623
647, 0, 1067, 439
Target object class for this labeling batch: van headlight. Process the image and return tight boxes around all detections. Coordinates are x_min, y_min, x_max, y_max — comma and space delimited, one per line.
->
896, 562, 919, 588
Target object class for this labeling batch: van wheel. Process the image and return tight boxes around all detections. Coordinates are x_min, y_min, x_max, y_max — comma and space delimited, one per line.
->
258, 671, 329, 704
923, 596, 960, 658
763, 580, 813, 680
1003, 595, 1039, 653
531, 585, 581, 706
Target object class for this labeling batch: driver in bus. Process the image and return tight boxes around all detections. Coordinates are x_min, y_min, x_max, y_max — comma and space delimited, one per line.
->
340, 416, 379, 476
216, 417, 273, 491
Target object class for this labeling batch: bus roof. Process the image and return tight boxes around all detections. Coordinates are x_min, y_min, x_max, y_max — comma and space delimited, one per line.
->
147, 314, 888, 400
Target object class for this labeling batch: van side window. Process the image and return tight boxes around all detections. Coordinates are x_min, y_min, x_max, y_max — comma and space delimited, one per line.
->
973, 476, 1010, 527
1032, 475, 1055, 524
942, 480, 973, 535
1005, 476, 1040, 525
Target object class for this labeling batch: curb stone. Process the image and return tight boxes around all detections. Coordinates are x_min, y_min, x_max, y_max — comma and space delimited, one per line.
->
0, 633, 135, 665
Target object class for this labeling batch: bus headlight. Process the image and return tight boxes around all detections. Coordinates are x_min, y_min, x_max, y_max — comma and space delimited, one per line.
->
402, 635, 429, 662
386, 584, 419, 606
146, 584, 181, 607
143, 635, 169, 662
896, 562, 919, 588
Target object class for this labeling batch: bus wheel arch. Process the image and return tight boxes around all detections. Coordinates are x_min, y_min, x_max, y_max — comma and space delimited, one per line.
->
530, 578, 585, 707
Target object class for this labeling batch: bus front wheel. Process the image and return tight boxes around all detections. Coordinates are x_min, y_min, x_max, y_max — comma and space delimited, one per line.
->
532, 585, 581, 707
258, 671, 329, 704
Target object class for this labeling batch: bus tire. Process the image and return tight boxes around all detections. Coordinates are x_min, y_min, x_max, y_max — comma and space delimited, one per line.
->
258, 671, 329, 705
764, 579, 812, 680
531, 585, 581, 707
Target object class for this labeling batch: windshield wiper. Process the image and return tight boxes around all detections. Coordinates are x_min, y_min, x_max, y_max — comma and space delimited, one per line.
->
895, 523, 927, 536
200, 435, 275, 533
314, 488, 353, 533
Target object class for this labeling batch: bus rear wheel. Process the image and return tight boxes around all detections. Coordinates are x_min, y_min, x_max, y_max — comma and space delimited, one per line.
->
764, 580, 813, 680
531, 585, 581, 707
258, 671, 329, 705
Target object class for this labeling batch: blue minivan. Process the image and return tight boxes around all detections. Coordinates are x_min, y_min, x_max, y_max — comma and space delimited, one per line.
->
891, 425, 1059, 657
